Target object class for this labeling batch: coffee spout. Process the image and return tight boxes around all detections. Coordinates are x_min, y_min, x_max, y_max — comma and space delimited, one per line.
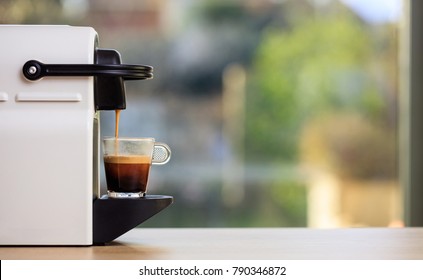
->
93, 48, 153, 110
94, 49, 126, 110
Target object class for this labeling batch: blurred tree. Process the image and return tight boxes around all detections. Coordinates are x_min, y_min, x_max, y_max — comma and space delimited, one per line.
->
245, 11, 389, 163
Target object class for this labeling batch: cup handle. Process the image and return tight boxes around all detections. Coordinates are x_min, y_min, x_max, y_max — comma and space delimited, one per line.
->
152, 143, 171, 165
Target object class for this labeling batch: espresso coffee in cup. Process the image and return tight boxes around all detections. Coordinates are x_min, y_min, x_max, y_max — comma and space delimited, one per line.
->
104, 155, 151, 194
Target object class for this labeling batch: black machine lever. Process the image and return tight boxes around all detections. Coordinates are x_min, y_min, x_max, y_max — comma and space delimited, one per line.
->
22, 60, 153, 81
22, 49, 153, 110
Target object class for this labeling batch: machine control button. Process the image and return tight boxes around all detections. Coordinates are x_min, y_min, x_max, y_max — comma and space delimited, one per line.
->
16, 92, 82, 102
0, 92, 8, 101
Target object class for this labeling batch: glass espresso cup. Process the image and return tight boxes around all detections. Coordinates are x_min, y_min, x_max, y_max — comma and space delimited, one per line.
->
103, 137, 171, 198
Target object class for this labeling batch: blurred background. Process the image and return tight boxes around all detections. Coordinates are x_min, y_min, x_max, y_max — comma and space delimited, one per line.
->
0, 0, 404, 228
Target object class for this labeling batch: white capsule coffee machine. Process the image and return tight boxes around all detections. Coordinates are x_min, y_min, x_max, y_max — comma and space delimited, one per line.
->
0, 25, 172, 245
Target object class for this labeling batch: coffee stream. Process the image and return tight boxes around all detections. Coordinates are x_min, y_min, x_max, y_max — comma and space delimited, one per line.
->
115, 109, 121, 139
114, 109, 121, 155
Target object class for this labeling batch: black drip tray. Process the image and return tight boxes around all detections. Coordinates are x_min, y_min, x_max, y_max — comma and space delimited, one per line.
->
93, 195, 173, 245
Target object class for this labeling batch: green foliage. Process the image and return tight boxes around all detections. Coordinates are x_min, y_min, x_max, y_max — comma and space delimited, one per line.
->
269, 180, 307, 226
245, 13, 384, 162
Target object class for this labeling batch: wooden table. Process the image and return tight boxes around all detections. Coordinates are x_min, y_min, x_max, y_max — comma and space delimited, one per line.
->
1, 228, 423, 259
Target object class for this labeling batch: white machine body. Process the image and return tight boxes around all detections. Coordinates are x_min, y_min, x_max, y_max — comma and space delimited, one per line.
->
0, 26, 98, 245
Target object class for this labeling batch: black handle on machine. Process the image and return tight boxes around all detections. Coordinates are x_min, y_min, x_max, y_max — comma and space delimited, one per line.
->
21, 49, 151, 110
22, 60, 153, 81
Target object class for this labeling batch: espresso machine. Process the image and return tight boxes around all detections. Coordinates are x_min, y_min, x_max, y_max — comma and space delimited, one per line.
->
0, 25, 172, 245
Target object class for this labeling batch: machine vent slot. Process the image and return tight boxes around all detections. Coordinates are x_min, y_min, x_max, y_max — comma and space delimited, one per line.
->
16, 92, 82, 102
